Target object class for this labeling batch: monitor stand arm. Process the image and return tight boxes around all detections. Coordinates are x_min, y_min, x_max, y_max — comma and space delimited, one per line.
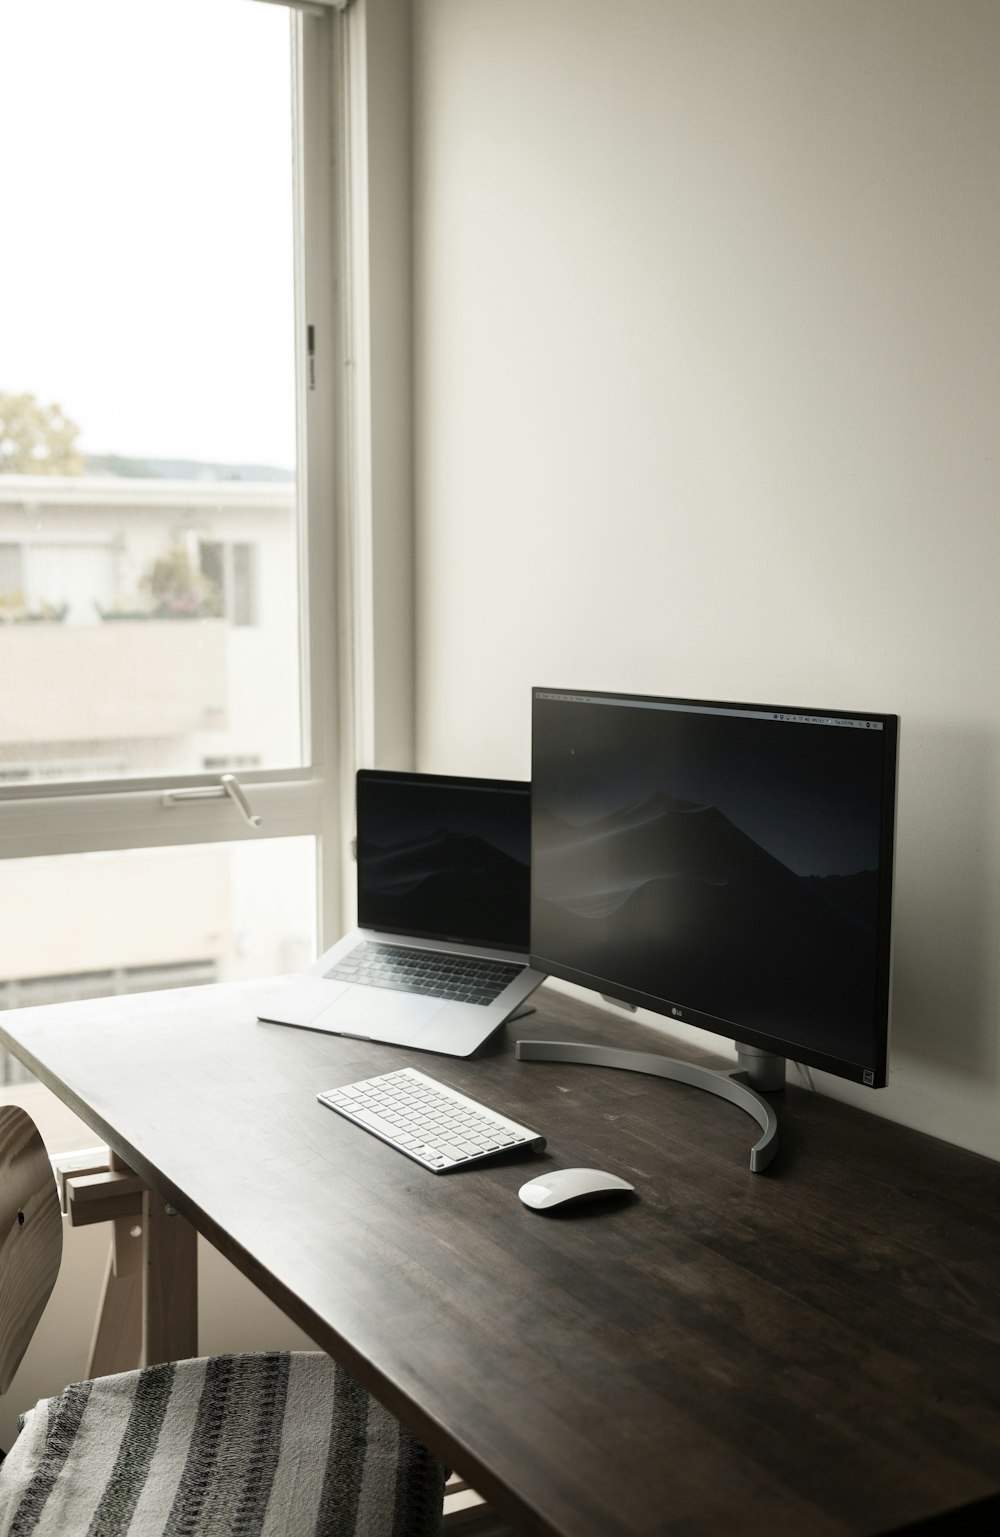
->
514, 1039, 781, 1173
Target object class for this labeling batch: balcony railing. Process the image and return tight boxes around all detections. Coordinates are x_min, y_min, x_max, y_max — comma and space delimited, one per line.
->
0, 618, 227, 745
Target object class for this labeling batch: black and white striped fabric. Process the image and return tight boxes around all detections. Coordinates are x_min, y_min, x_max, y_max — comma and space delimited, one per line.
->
0, 1352, 447, 1537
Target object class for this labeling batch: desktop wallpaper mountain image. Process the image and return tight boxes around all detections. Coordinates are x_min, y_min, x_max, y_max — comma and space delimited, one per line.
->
532, 791, 880, 1062
360, 831, 529, 949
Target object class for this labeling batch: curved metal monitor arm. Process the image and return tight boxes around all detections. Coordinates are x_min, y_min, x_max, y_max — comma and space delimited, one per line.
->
514, 1039, 781, 1173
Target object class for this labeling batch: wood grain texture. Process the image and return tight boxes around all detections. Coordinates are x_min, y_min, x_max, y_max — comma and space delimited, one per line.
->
141, 1189, 197, 1367
65, 1169, 144, 1226
3, 980, 1000, 1537
87, 1216, 142, 1377
0, 1105, 63, 1395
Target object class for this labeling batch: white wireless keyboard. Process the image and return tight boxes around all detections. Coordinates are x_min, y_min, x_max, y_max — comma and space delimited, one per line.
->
317, 1066, 546, 1173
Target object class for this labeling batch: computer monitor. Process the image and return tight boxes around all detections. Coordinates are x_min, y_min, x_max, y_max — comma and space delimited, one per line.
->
526, 688, 898, 1165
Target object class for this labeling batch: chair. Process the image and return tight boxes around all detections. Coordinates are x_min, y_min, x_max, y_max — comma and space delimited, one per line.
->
0, 1104, 448, 1536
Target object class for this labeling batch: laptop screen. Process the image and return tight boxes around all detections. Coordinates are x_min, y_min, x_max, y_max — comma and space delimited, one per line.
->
356, 771, 531, 951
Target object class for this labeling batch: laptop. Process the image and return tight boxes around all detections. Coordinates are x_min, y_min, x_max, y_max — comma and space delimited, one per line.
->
259, 769, 546, 1057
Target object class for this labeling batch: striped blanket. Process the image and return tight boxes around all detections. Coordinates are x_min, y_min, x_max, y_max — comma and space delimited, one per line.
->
0, 1352, 446, 1537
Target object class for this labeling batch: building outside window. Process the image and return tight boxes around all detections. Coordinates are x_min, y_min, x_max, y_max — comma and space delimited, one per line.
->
199, 538, 260, 627
0, 0, 342, 1118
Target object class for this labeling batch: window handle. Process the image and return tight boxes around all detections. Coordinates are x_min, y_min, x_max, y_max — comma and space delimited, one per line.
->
221, 774, 262, 827
161, 774, 262, 828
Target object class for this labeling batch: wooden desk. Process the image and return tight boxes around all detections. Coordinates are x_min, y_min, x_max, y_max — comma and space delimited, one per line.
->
3, 980, 1000, 1537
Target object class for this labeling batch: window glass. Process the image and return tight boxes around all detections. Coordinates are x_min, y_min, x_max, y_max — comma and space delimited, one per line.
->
232, 544, 259, 627
0, 0, 302, 785
0, 838, 317, 1094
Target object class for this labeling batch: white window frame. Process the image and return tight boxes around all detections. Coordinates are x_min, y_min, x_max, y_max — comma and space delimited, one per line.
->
0, 7, 360, 950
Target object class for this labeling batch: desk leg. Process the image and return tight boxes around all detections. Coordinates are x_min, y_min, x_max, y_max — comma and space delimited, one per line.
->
87, 1215, 143, 1377
141, 1189, 198, 1366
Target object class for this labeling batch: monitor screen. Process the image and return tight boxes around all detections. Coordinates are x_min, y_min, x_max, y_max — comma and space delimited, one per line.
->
356, 770, 531, 951
530, 690, 898, 1086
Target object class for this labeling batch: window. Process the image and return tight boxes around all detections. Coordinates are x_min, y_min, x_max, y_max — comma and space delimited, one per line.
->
0, 839, 316, 1087
232, 544, 259, 627
0, 0, 303, 785
0, 544, 24, 607
0, 0, 345, 1068
199, 542, 226, 600
199, 540, 260, 626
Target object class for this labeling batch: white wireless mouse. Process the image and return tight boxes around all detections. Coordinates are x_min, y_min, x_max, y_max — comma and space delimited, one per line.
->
518, 1167, 635, 1211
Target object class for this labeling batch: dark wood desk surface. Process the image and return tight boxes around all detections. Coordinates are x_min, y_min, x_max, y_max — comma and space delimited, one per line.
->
3, 980, 1000, 1537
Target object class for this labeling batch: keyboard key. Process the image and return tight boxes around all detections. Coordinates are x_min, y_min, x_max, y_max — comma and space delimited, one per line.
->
317, 1066, 546, 1173
323, 940, 523, 1006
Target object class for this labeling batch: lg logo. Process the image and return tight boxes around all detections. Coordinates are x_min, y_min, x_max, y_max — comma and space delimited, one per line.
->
671, 1007, 683, 1018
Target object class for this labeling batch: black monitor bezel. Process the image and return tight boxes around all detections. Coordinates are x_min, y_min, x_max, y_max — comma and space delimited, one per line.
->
529, 688, 898, 1088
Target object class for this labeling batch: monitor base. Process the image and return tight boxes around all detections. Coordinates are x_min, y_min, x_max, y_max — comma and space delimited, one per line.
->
734, 1042, 786, 1093
514, 1039, 780, 1173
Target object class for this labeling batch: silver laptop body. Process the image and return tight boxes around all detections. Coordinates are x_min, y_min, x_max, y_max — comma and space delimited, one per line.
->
259, 770, 545, 1057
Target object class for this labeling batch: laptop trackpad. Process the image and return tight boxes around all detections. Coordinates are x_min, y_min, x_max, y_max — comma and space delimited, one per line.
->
260, 974, 350, 1028
316, 986, 443, 1042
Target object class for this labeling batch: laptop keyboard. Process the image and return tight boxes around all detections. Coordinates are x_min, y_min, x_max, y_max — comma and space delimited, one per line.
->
318, 1066, 546, 1172
323, 940, 523, 1006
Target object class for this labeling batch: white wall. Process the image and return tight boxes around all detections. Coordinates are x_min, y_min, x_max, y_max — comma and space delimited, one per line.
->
411, 0, 1000, 1157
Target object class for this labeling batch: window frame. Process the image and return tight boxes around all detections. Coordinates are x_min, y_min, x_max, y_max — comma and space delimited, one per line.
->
0, 8, 349, 946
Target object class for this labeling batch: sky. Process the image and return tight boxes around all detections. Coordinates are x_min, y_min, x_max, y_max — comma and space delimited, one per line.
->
1, 0, 297, 471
